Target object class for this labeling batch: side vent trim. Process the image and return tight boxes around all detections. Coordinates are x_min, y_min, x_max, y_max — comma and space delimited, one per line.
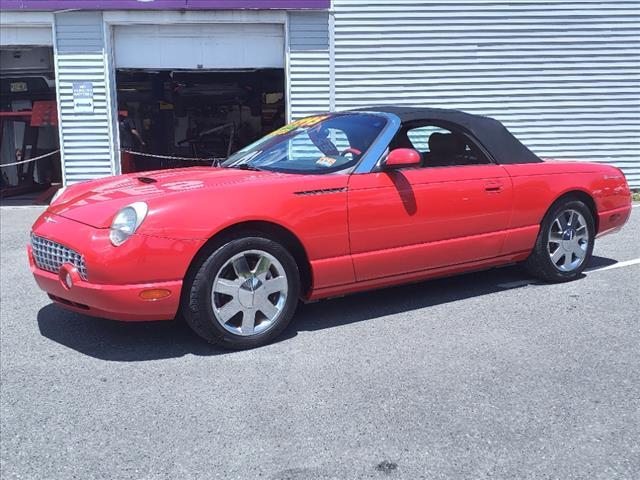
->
294, 187, 348, 196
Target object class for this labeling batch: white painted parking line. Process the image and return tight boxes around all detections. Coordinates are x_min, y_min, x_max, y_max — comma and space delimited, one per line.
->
498, 257, 640, 288
589, 258, 640, 273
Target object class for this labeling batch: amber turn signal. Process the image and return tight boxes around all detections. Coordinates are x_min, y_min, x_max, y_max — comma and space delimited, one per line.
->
139, 289, 172, 301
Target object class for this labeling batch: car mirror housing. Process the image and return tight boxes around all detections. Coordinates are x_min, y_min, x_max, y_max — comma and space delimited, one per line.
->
384, 148, 421, 169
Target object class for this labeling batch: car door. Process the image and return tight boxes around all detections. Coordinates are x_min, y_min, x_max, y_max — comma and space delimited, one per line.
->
347, 124, 513, 281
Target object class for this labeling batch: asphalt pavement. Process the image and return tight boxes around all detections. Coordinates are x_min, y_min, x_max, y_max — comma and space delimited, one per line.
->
1, 205, 639, 480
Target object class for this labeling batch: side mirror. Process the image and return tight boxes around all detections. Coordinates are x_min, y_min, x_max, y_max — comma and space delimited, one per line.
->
383, 148, 421, 170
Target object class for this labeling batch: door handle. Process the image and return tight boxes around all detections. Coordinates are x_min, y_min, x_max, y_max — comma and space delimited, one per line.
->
484, 182, 503, 193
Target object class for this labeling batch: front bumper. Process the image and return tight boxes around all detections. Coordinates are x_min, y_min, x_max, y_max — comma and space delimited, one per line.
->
29, 212, 204, 322
29, 252, 181, 321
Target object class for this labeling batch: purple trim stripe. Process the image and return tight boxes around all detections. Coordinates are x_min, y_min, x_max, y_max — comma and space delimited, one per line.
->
1, 0, 330, 10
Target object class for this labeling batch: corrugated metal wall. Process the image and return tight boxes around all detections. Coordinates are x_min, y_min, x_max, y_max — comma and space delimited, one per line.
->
332, 0, 640, 187
54, 11, 117, 184
288, 12, 331, 119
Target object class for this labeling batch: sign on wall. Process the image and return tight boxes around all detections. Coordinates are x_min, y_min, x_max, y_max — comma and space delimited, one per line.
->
72, 82, 94, 113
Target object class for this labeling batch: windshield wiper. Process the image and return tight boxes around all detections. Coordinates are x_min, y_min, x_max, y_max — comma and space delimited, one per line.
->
229, 164, 263, 171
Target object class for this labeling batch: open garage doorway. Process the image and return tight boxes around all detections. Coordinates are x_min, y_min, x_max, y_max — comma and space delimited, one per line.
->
112, 21, 287, 173
1, 46, 61, 202
115, 68, 285, 173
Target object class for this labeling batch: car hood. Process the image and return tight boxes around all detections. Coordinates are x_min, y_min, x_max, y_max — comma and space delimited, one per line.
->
49, 167, 278, 228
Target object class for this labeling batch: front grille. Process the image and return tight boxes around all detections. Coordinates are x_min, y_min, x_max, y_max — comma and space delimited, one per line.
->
31, 234, 87, 280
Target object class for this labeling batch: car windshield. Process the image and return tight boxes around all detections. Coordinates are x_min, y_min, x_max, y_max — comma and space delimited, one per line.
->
221, 113, 387, 174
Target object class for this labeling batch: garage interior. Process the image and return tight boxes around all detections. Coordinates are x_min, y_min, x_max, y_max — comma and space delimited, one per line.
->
115, 68, 285, 172
0, 46, 61, 200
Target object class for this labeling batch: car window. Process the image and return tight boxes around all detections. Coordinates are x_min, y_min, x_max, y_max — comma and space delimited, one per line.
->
403, 124, 491, 167
223, 113, 386, 174
406, 126, 448, 151
329, 128, 351, 151
288, 127, 351, 163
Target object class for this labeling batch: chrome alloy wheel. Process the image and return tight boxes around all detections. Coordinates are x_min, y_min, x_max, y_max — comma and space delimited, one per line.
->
548, 209, 589, 272
211, 250, 288, 336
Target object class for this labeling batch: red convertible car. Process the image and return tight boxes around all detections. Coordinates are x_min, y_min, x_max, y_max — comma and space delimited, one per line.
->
29, 107, 632, 348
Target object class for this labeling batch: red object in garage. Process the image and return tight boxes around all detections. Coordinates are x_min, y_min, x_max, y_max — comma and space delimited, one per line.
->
30, 101, 58, 127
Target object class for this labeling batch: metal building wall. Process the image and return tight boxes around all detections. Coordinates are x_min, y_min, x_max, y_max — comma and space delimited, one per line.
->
332, 0, 640, 187
288, 11, 331, 119
53, 11, 117, 184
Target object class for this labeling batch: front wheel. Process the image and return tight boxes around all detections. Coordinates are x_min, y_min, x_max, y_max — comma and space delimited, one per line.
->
523, 199, 595, 283
182, 235, 301, 349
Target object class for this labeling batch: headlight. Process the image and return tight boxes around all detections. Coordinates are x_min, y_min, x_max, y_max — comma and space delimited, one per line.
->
109, 202, 148, 246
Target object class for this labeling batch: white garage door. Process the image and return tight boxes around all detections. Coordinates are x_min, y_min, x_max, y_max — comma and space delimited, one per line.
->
113, 24, 284, 69
0, 26, 53, 46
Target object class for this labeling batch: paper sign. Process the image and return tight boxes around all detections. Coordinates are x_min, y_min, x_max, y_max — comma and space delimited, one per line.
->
10, 82, 27, 93
316, 156, 337, 167
269, 115, 331, 136
72, 82, 94, 114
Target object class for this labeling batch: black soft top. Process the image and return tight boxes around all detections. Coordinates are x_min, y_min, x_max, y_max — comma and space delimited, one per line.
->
354, 106, 542, 165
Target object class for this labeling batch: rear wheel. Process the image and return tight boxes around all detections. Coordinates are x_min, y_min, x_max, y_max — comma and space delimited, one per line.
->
182, 235, 300, 349
524, 199, 595, 283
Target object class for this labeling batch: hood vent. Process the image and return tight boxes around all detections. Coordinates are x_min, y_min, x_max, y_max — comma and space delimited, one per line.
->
137, 177, 157, 184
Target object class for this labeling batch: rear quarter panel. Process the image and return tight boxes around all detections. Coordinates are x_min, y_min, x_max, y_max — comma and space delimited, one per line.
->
503, 161, 631, 249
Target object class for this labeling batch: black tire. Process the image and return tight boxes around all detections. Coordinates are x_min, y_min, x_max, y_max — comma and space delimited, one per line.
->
182, 234, 300, 349
523, 198, 595, 283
